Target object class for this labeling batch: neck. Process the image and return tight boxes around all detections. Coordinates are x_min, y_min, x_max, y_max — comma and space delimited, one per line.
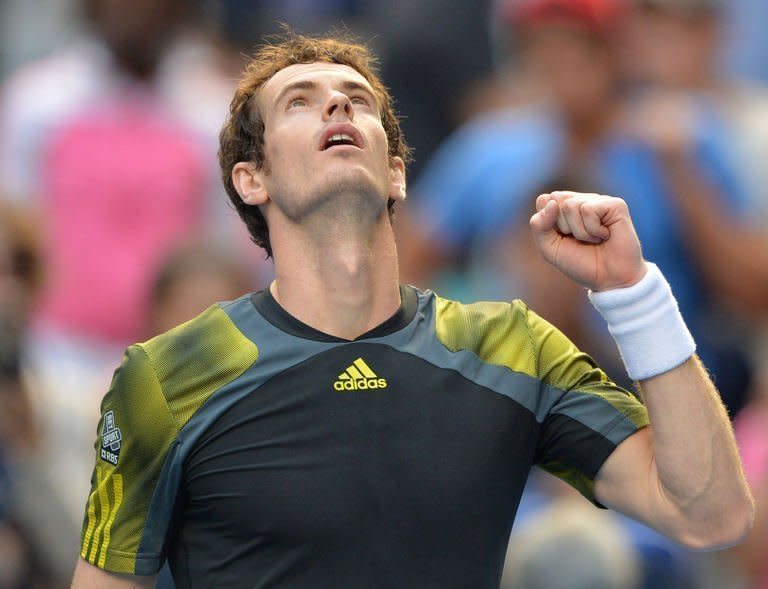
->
268, 207, 401, 340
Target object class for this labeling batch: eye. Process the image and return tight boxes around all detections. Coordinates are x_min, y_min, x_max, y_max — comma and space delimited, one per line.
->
287, 97, 307, 109
350, 95, 370, 106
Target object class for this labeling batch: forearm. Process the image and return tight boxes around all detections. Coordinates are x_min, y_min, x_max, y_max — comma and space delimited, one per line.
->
637, 355, 753, 546
661, 154, 768, 312
589, 263, 754, 548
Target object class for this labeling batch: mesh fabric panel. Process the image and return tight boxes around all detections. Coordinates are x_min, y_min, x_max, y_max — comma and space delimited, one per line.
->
80, 304, 259, 573
142, 305, 259, 426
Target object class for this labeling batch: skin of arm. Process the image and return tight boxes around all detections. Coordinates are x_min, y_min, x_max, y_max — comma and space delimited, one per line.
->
71, 558, 157, 588
529, 191, 755, 550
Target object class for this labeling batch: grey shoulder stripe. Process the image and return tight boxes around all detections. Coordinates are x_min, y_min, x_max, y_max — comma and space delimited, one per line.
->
361, 291, 563, 423
367, 291, 645, 437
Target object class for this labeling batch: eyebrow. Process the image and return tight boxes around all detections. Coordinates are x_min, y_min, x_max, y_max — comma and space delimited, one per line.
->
273, 78, 378, 108
339, 80, 377, 102
273, 80, 316, 107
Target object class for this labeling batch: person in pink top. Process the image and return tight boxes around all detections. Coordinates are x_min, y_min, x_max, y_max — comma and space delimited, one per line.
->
732, 372, 768, 588
0, 0, 216, 525
36, 96, 206, 345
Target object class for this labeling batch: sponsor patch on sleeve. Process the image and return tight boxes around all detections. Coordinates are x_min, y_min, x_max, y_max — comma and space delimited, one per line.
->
100, 410, 122, 466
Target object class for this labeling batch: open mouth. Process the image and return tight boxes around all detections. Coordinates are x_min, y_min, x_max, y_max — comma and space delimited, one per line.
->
319, 125, 364, 150
324, 134, 358, 149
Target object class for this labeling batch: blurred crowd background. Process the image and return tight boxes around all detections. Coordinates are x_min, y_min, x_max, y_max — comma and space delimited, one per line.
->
0, 0, 766, 587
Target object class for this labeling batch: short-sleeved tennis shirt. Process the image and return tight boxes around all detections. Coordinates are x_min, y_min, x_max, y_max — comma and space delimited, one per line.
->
79, 285, 648, 588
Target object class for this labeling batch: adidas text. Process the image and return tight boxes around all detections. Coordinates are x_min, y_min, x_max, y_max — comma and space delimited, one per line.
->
333, 357, 388, 392
334, 377, 388, 391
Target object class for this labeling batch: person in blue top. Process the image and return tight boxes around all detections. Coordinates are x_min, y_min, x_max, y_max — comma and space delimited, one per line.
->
400, 0, 752, 411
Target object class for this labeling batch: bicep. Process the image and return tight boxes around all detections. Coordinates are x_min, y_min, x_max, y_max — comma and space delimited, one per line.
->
71, 558, 157, 589
593, 426, 680, 535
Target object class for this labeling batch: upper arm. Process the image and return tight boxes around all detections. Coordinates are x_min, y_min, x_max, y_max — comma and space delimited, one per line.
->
592, 426, 672, 529
72, 558, 157, 589
526, 305, 650, 505
593, 425, 712, 547
79, 345, 178, 575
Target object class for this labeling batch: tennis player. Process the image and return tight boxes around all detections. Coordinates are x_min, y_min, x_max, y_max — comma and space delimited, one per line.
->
71, 32, 753, 588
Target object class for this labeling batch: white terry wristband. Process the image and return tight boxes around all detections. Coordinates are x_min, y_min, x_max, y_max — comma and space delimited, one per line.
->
588, 262, 696, 381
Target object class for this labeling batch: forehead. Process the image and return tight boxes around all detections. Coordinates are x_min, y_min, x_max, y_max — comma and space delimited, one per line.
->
261, 62, 374, 104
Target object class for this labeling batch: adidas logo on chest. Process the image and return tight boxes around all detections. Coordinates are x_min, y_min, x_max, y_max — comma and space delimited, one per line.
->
333, 357, 388, 391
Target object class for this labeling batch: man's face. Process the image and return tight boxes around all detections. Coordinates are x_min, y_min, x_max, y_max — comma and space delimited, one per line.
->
520, 21, 617, 119
622, 6, 717, 88
89, 0, 180, 77
252, 62, 404, 224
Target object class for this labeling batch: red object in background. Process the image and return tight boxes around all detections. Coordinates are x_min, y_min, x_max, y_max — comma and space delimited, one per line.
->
501, 0, 627, 34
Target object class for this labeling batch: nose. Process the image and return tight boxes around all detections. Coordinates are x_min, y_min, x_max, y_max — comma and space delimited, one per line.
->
323, 92, 353, 122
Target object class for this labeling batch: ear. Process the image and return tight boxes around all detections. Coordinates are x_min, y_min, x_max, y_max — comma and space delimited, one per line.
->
388, 157, 406, 202
232, 162, 269, 205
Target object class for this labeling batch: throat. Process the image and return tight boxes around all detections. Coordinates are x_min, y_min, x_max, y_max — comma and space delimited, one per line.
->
271, 233, 400, 340
268, 188, 401, 339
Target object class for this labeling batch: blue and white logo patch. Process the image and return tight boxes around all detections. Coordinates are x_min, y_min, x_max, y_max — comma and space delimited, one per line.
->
100, 410, 122, 466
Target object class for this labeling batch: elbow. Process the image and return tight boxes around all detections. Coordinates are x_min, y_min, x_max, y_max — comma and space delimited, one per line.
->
676, 492, 755, 551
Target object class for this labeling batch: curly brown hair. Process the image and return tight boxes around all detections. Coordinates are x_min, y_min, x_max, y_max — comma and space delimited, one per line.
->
218, 31, 412, 258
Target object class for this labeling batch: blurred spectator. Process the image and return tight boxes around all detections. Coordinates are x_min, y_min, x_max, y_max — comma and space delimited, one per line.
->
0, 205, 71, 587
398, 0, 753, 411
621, 0, 768, 438
510, 470, 697, 589
146, 242, 254, 337
373, 0, 495, 177
0, 0, 81, 77
721, 0, 768, 85
0, 206, 38, 453
399, 0, 630, 300
0, 336, 67, 589
502, 496, 640, 589
0, 205, 40, 328
621, 0, 768, 316
728, 342, 768, 589
0, 207, 37, 589
0, 0, 268, 523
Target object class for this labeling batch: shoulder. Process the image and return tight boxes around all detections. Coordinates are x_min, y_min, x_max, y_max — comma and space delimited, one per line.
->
431, 294, 608, 389
433, 294, 529, 335
105, 300, 257, 429
422, 105, 562, 173
432, 295, 538, 373
140, 298, 256, 362
413, 106, 564, 227
1, 39, 107, 117
461, 104, 561, 140
96, 299, 259, 461
136, 299, 259, 414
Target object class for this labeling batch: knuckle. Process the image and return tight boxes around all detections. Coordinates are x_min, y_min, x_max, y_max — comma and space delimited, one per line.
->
608, 195, 627, 207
